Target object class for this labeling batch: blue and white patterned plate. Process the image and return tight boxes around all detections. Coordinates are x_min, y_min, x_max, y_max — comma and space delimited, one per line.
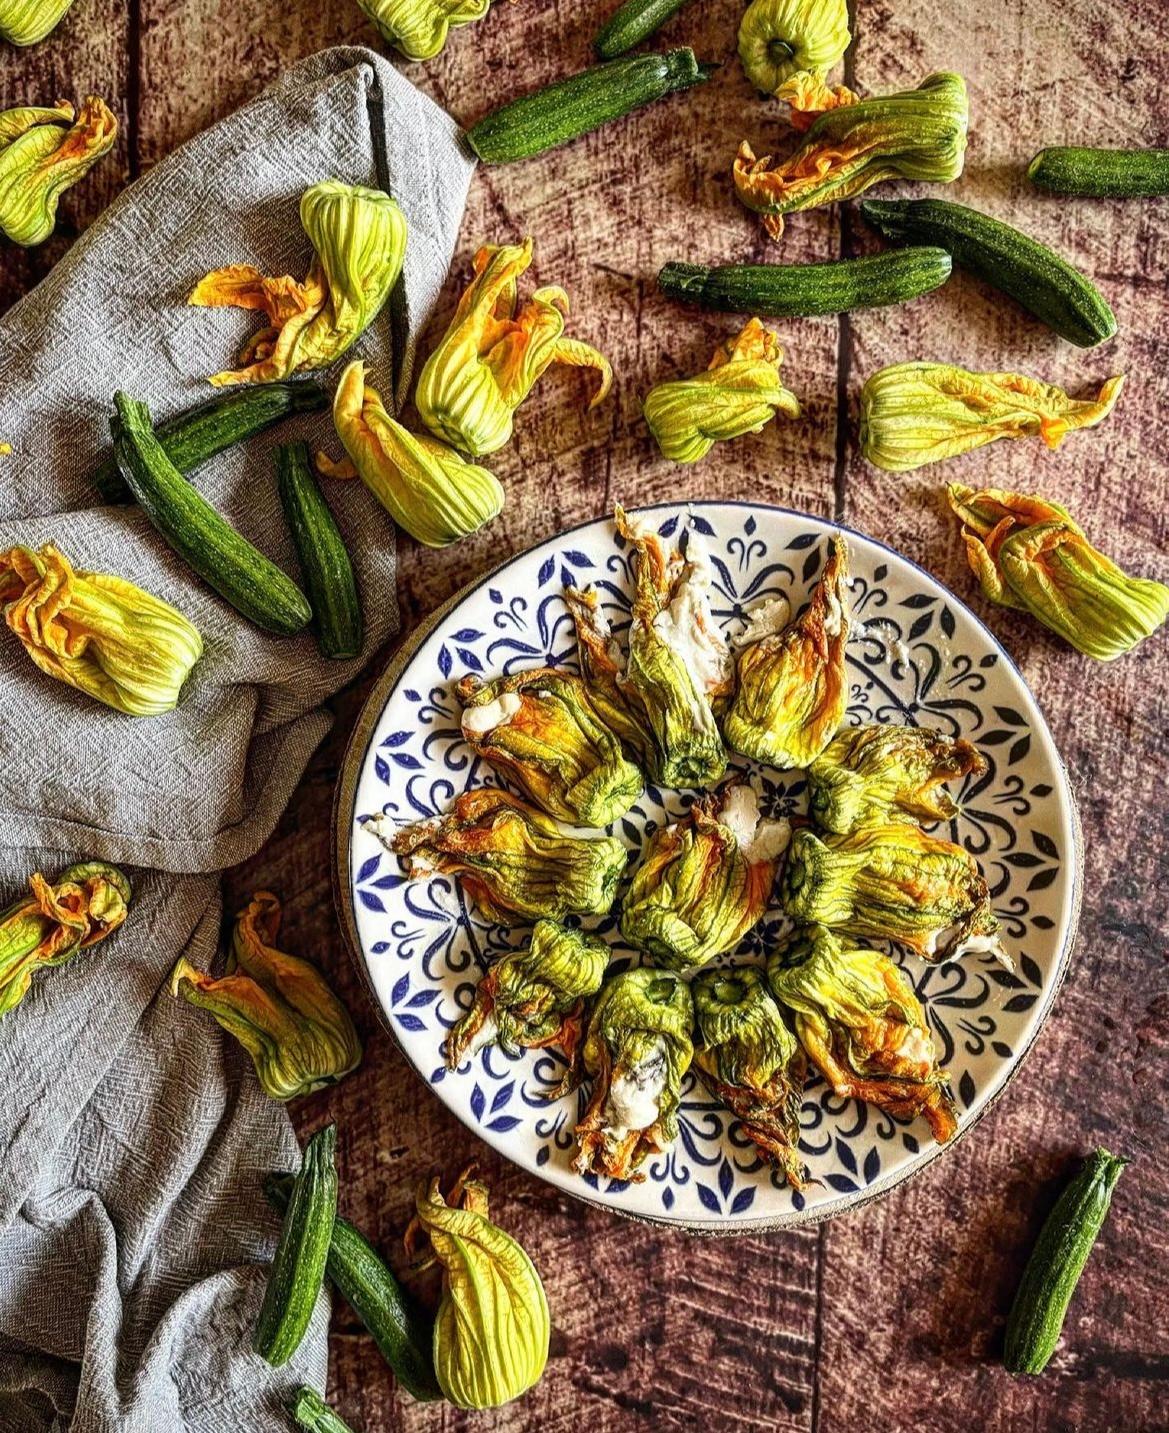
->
336, 503, 1079, 1231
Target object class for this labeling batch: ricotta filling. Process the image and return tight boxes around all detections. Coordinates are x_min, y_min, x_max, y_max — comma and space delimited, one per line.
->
734, 594, 791, 648
923, 923, 1012, 969
363, 811, 436, 875
895, 1024, 935, 1067
604, 1041, 667, 1137
462, 691, 522, 738
717, 783, 792, 864
650, 531, 733, 696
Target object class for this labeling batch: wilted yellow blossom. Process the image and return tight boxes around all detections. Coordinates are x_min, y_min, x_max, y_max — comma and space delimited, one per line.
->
643, 318, 801, 465
562, 583, 659, 774
356, 0, 492, 61
948, 483, 1169, 661
859, 363, 1124, 472
738, 0, 851, 96
0, 544, 202, 716
0, 96, 116, 247
0, 0, 74, 43
415, 238, 611, 457
189, 180, 407, 385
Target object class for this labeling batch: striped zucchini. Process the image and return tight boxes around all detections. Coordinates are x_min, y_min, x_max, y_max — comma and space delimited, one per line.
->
1028, 146, 1169, 198
594, 0, 693, 58
290, 1388, 357, 1433
276, 443, 362, 660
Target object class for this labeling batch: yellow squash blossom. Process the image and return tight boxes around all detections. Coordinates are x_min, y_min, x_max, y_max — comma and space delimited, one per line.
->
415, 238, 611, 457
356, 0, 492, 61
643, 317, 801, 464
738, 0, 851, 96
949, 484, 1169, 661
0, 96, 117, 247
189, 180, 407, 385
0, 0, 74, 43
0, 544, 202, 716
562, 583, 659, 773
859, 363, 1124, 472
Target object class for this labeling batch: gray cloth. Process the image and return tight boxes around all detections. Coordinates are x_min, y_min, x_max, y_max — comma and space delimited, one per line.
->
0, 48, 475, 1432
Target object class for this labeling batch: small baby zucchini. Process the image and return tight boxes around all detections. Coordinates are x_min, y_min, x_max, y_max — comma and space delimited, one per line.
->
290, 1387, 357, 1433
276, 443, 363, 660
1004, 1148, 1128, 1375
1028, 146, 1169, 198
594, 0, 693, 59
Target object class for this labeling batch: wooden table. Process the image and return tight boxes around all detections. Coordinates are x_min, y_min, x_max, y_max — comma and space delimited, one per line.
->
4, 1, 1167, 1428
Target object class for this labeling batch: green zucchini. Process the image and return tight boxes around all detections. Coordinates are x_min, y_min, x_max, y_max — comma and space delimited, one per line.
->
254, 1125, 337, 1367
266, 1173, 440, 1401
276, 443, 362, 660
859, 197, 1117, 348
657, 247, 952, 317
290, 1387, 356, 1433
1004, 1148, 1128, 1375
464, 48, 714, 163
93, 381, 328, 504
594, 0, 693, 59
1028, 146, 1169, 198
111, 392, 312, 636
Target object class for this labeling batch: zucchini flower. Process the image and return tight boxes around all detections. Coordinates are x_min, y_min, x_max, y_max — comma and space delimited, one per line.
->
325, 359, 503, 547
562, 584, 658, 773
948, 484, 1169, 661
643, 318, 802, 465
776, 70, 859, 132
573, 967, 694, 1183
0, 862, 130, 1017
406, 1168, 549, 1409
808, 723, 987, 834
189, 180, 407, 385
0, 0, 74, 43
356, 0, 491, 62
169, 891, 362, 1101
378, 787, 627, 924
767, 925, 957, 1142
692, 966, 807, 1187
780, 823, 1005, 963
621, 784, 789, 972
723, 535, 849, 769
737, 0, 851, 96
0, 543, 203, 716
415, 238, 611, 457
458, 669, 642, 828
0, 96, 117, 247
444, 918, 609, 1070
734, 71, 968, 241
859, 363, 1124, 472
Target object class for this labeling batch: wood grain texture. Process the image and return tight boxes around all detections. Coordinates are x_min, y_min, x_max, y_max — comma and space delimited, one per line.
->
3, 0, 1168, 1428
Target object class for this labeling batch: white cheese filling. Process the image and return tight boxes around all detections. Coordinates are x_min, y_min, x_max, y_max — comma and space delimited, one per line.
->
717, 783, 792, 864
923, 924, 1012, 969
461, 692, 522, 738
895, 1024, 936, 1066
604, 1041, 667, 1137
650, 530, 733, 696
363, 811, 436, 875
734, 594, 791, 648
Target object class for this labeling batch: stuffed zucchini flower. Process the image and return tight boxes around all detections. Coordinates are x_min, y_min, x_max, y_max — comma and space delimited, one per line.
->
948, 484, 1169, 661
723, 535, 849, 769
562, 584, 659, 774
621, 784, 789, 971
767, 925, 957, 1142
0, 96, 117, 247
415, 238, 612, 457
169, 891, 361, 1101
734, 71, 968, 240
859, 363, 1124, 472
189, 180, 407, 385
377, 787, 627, 924
324, 359, 503, 547
808, 723, 986, 834
0, 862, 130, 1017
0, 0, 73, 43
0, 544, 202, 716
738, 0, 850, 95
643, 318, 801, 464
781, 823, 1005, 963
444, 918, 609, 1070
573, 967, 694, 1183
692, 965, 807, 1186
356, 0, 491, 62
457, 669, 642, 828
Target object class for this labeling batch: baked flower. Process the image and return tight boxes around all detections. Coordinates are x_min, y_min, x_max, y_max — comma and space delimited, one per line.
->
169, 891, 362, 1101
0, 543, 202, 716
859, 364, 1124, 472
0, 97, 117, 247
734, 71, 968, 240
692, 965, 807, 1186
722, 535, 849, 769
356, 0, 491, 61
780, 823, 1005, 963
0, 862, 130, 1017
737, 0, 850, 95
562, 583, 659, 773
643, 317, 801, 464
620, 783, 789, 972
375, 787, 627, 924
189, 180, 407, 385
572, 967, 694, 1183
767, 924, 957, 1142
948, 483, 1169, 661
415, 238, 611, 457
808, 723, 986, 834
457, 669, 642, 828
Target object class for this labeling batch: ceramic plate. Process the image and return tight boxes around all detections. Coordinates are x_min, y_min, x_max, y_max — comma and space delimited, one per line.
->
336, 503, 1080, 1231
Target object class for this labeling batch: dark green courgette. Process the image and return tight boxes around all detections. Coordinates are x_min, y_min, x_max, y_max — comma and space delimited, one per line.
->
859, 197, 1117, 348
276, 443, 362, 660
657, 247, 952, 317
465, 48, 714, 163
93, 381, 328, 504
266, 1173, 440, 1401
594, 0, 693, 59
1004, 1148, 1128, 1375
111, 392, 313, 636
290, 1387, 357, 1433
1028, 146, 1169, 198
254, 1125, 337, 1367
